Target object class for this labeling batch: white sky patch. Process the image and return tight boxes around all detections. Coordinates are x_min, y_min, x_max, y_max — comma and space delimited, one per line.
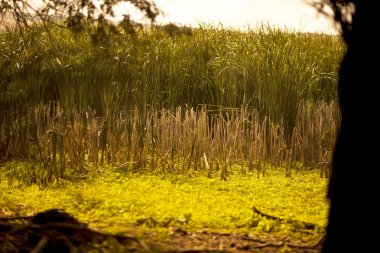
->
151, 0, 337, 34
112, 2, 147, 22
26, 0, 337, 34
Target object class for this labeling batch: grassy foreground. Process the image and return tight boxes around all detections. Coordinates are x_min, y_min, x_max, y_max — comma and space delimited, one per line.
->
0, 166, 328, 238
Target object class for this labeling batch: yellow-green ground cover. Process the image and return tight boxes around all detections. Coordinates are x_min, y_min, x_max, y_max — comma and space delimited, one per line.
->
0, 166, 328, 239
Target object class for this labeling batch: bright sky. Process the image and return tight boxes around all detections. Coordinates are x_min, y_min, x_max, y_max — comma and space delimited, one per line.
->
26, 0, 337, 34
151, 0, 337, 34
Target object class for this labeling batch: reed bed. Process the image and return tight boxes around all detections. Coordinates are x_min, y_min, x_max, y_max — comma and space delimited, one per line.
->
0, 24, 343, 182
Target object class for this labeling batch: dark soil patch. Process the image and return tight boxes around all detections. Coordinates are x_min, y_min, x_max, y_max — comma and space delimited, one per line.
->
0, 209, 324, 253
145, 227, 324, 253
0, 209, 146, 252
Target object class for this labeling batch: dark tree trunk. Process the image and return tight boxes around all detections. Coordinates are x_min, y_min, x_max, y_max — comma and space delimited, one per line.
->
322, 2, 380, 252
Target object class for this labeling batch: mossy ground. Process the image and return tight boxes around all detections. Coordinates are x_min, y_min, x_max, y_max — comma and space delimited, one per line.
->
0, 165, 328, 243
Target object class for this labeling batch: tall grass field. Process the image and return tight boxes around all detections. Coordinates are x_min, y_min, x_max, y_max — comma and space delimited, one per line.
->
0, 24, 344, 183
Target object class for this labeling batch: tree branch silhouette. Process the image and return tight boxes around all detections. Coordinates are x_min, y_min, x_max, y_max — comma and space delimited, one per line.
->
0, 0, 159, 30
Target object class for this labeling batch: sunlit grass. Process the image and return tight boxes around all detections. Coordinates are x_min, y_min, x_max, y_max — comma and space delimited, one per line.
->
0, 24, 342, 181
0, 166, 328, 237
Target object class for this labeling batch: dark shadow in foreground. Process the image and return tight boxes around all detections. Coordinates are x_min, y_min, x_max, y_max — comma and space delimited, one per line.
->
322, 1, 380, 252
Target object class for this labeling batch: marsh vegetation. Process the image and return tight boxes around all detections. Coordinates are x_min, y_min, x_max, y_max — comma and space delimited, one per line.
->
0, 24, 342, 252
0, 25, 343, 183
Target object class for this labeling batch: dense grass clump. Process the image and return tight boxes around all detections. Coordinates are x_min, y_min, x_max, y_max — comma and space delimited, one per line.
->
0, 24, 344, 181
